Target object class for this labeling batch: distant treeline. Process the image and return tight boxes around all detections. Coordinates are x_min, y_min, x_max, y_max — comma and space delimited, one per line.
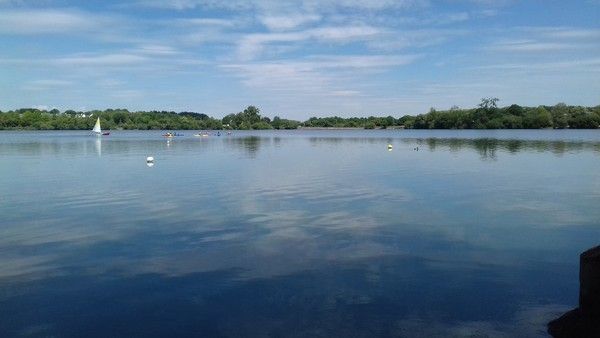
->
0, 106, 298, 131
305, 99, 600, 129
1, 99, 599, 130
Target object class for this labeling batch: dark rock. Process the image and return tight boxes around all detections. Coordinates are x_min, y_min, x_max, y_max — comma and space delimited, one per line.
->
548, 246, 600, 337
548, 308, 600, 338
580, 246, 600, 316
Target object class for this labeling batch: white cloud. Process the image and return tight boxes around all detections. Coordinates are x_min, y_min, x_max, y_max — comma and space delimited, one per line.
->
0, 49, 209, 78
307, 54, 420, 68
259, 14, 321, 31
28, 79, 73, 87
474, 58, 600, 72
221, 61, 331, 91
56, 54, 148, 67
303, 0, 427, 11
530, 27, 600, 39
310, 25, 382, 40
477, 9, 499, 17
220, 54, 419, 101
110, 89, 145, 99
224, 54, 419, 79
238, 25, 382, 59
366, 28, 467, 52
490, 41, 576, 52
173, 17, 239, 28
0, 0, 42, 5
0, 9, 108, 34
330, 90, 361, 97
443, 12, 470, 23
462, 0, 514, 6
486, 27, 600, 54
22, 79, 74, 91
134, 0, 427, 11
134, 44, 181, 56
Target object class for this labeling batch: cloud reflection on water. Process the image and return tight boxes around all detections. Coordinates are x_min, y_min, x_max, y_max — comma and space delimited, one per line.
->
1, 130, 599, 336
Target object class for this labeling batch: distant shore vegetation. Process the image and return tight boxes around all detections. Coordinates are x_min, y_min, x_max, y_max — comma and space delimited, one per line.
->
1, 99, 599, 130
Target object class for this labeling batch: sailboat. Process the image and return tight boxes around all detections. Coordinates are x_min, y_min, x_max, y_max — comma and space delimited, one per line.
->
92, 117, 110, 136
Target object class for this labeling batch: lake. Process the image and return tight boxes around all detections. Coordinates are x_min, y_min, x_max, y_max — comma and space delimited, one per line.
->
1, 130, 599, 337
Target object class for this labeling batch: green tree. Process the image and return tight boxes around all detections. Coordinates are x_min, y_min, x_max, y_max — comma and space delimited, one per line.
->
570, 112, 600, 129
242, 106, 261, 124
551, 103, 569, 129
478, 97, 499, 110
271, 116, 282, 129
523, 106, 553, 128
506, 104, 524, 116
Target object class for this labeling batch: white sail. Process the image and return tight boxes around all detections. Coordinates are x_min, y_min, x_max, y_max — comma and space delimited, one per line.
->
92, 117, 102, 134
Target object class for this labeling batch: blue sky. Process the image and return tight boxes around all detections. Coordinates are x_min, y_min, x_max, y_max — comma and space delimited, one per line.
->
0, 0, 599, 119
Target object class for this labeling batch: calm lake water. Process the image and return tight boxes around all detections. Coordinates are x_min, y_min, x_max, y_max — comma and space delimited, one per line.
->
1, 130, 599, 337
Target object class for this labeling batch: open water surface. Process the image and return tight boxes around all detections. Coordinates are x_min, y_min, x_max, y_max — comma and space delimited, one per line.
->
1, 129, 599, 337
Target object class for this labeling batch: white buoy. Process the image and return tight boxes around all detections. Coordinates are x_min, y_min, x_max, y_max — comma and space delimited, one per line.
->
146, 156, 154, 162
387, 144, 393, 151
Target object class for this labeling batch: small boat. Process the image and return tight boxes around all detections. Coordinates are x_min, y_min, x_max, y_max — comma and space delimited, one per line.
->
194, 132, 210, 137
163, 132, 183, 137
92, 117, 109, 136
